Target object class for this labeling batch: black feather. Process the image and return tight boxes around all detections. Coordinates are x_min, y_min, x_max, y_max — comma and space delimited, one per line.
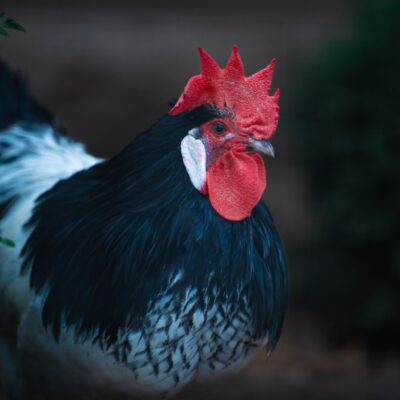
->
0, 61, 66, 222
22, 106, 288, 350
0, 60, 65, 133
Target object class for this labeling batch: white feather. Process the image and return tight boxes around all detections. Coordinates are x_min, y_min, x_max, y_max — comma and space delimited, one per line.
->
180, 134, 206, 192
0, 125, 101, 335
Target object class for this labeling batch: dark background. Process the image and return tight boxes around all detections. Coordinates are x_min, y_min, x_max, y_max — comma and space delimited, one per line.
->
1, 1, 399, 399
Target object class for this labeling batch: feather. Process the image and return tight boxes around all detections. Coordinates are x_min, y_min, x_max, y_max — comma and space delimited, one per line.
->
22, 106, 288, 350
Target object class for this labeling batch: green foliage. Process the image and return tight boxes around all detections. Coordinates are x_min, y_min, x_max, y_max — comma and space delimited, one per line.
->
0, 12, 26, 37
0, 236, 15, 248
291, 0, 400, 348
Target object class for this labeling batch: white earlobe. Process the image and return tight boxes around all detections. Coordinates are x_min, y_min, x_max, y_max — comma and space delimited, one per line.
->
181, 135, 206, 191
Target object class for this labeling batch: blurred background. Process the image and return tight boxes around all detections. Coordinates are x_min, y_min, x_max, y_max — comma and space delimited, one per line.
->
1, 0, 399, 398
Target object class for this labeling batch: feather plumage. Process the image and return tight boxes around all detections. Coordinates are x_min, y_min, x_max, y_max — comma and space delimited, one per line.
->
22, 107, 288, 351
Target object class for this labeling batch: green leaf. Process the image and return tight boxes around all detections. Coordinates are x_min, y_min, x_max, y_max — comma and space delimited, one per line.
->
0, 237, 15, 248
0, 27, 8, 37
4, 21, 26, 32
0, 14, 26, 37
4, 18, 26, 32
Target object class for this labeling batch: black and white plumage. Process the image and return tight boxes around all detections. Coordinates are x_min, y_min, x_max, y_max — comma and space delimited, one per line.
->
0, 60, 288, 399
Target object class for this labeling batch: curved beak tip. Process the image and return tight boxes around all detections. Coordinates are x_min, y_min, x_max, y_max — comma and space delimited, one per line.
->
250, 139, 275, 157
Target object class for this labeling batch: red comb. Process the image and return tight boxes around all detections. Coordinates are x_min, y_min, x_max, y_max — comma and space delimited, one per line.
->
169, 46, 280, 140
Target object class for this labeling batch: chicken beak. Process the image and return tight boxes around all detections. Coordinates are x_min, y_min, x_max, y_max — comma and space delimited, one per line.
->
248, 139, 275, 157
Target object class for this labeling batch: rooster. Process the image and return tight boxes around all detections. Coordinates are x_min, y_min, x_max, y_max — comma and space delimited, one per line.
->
0, 47, 288, 400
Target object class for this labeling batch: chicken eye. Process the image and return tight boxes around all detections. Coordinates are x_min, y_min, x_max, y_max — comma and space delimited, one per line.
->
213, 123, 227, 135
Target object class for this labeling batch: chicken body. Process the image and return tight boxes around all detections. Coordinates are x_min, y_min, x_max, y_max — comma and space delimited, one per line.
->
0, 60, 287, 399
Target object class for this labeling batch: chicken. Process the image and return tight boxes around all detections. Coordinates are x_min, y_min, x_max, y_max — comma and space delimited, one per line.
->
0, 47, 288, 400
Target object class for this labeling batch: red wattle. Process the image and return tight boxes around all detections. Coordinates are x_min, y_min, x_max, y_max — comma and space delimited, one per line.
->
206, 148, 266, 221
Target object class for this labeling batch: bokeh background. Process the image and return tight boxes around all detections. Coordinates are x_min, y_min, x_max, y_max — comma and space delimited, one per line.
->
1, 0, 399, 399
